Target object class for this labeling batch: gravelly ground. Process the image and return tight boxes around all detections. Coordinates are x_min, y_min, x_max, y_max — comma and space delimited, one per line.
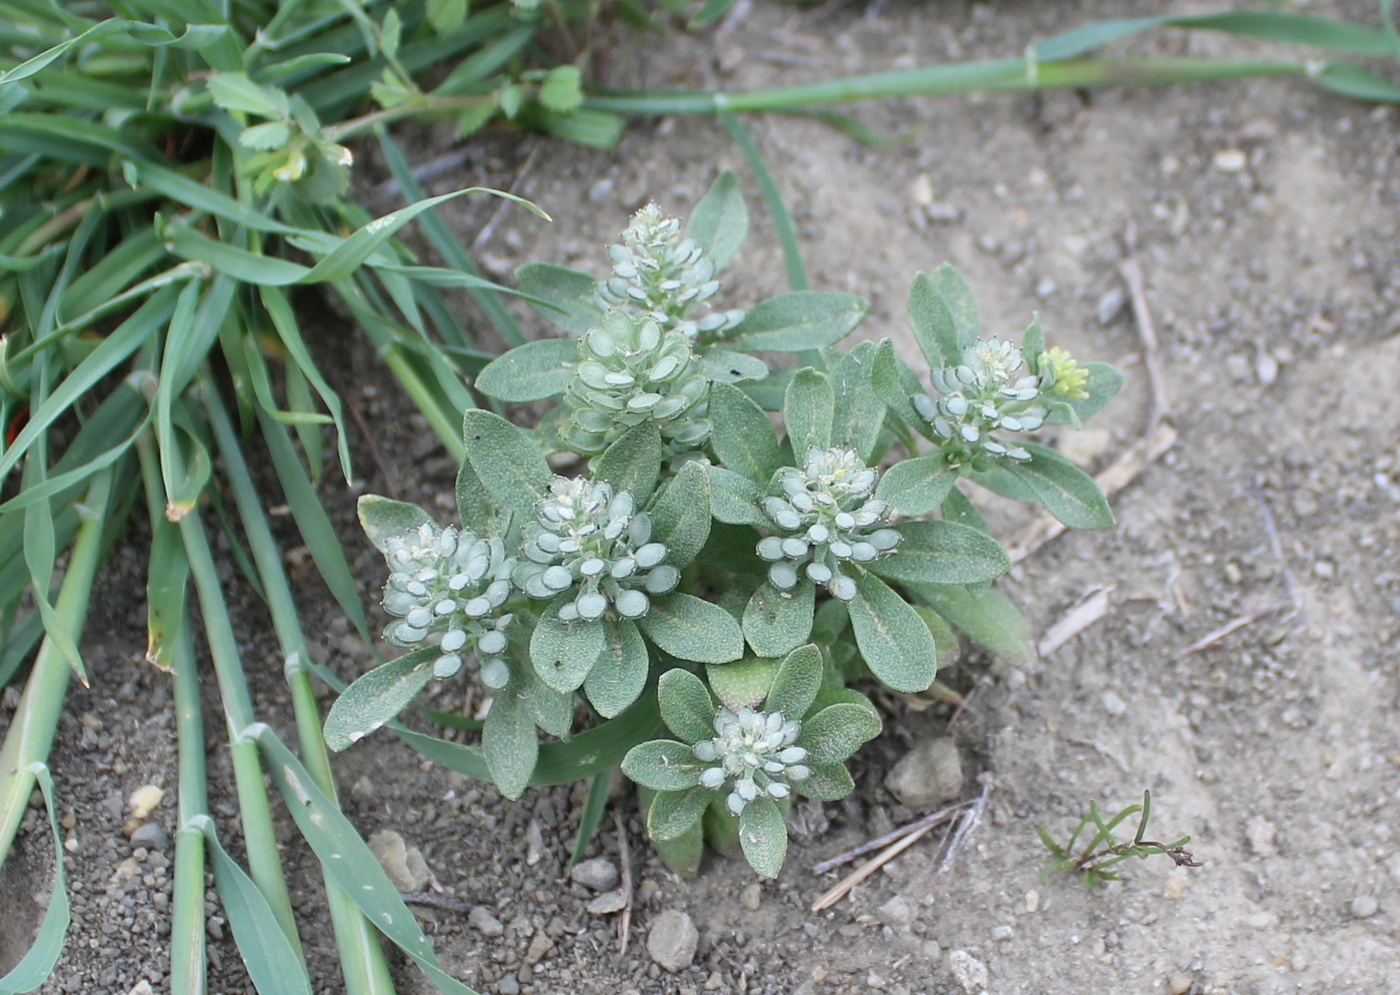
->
5, 1, 1399, 993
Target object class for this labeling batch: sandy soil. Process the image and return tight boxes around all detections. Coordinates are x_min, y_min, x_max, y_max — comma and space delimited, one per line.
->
5, 1, 1399, 993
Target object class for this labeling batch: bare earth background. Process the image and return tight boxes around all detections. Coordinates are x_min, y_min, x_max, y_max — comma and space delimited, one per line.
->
4, 1, 1399, 993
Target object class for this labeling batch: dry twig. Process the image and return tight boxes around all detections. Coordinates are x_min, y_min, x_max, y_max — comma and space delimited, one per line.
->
1037, 585, 1113, 657
614, 810, 634, 957
811, 799, 975, 874
1174, 600, 1290, 659
809, 819, 939, 912
937, 785, 989, 873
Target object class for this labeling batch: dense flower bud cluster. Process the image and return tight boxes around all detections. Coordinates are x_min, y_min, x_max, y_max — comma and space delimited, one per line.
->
913, 338, 1050, 463
595, 204, 745, 341
757, 447, 901, 602
380, 522, 514, 680
514, 476, 680, 622
562, 310, 712, 455
693, 706, 811, 815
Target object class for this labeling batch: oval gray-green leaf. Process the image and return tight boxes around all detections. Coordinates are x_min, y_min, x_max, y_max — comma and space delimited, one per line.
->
765, 643, 822, 721
658, 668, 717, 742
906, 272, 961, 371
738, 796, 787, 879
707, 464, 768, 526
847, 572, 937, 692
742, 581, 814, 659
357, 494, 433, 554
791, 762, 855, 801
482, 689, 538, 800
685, 169, 747, 272
585, 619, 650, 718
799, 702, 882, 764
875, 452, 956, 517
728, 292, 868, 352
904, 580, 1035, 666
461, 408, 551, 519
530, 599, 606, 693
708, 381, 782, 485
701, 348, 768, 384
638, 592, 744, 664
783, 367, 834, 458
867, 520, 1010, 586
647, 786, 712, 841
1006, 441, 1114, 530
621, 740, 704, 791
474, 337, 577, 403
592, 421, 661, 503
649, 460, 712, 567
516, 261, 603, 334
324, 648, 436, 750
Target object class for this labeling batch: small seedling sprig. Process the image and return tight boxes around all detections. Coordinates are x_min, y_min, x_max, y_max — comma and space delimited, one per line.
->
1038, 790, 1202, 889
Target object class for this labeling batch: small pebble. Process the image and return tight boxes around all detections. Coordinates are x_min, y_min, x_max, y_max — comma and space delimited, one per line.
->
876, 895, 913, 928
990, 924, 1014, 941
128, 785, 164, 820
885, 737, 963, 807
1212, 148, 1247, 172
1101, 691, 1127, 717
1024, 890, 1039, 913
946, 950, 988, 992
570, 857, 619, 892
524, 931, 554, 964
1350, 895, 1379, 919
1245, 815, 1277, 857
1095, 287, 1127, 325
587, 890, 628, 915
469, 906, 505, 937
1035, 276, 1057, 298
647, 909, 699, 973
1168, 972, 1193, 994
127, 981, 154, 995
496, 973, 520, 995
739, 883, 762, 911
129, 822, 168, 851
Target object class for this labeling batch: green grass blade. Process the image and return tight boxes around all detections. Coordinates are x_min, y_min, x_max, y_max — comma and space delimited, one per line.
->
568, 774, 613, 870
255, 404, 372, 640
716, 107, 807, 292
197, 818, 315, 995
251, 726, 481, 995
203, 388, 395, 994
0, 765, 70, 994
1032, 10, 1392, 62
259, 284, 354, 480
375, 128, 527, 348
0, 285, 176, 482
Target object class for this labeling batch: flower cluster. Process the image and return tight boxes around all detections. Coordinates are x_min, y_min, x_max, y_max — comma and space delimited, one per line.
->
514, 476, 680, 622
757, 447, 901, 601
595, 203, 745, 342
693, 706, 811, 815
379, 522, 514, 680
562, 310, 712, 455
913, 338, 1051, 464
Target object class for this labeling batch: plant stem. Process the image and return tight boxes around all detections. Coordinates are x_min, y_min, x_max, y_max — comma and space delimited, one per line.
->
204, 383, 397, 994
177, 485, 304, 959
0, 469, 112, 859
585, 56, 1309, 116
136, 432, 207, 993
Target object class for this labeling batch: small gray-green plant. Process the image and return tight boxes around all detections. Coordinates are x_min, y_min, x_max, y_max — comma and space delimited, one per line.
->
329, 171, 1124, 877
1038, 790, 1202, 889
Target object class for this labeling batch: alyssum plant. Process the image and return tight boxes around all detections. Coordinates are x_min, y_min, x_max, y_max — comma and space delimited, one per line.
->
327, 172, 1123, 877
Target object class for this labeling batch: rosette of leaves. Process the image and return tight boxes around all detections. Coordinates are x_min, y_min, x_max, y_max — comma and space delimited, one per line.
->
703, 365, 1011, 693
476, 172, 870, 407
459, 409, 745, 718
622, 646, 880, 878
870, 264, 1123, 531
